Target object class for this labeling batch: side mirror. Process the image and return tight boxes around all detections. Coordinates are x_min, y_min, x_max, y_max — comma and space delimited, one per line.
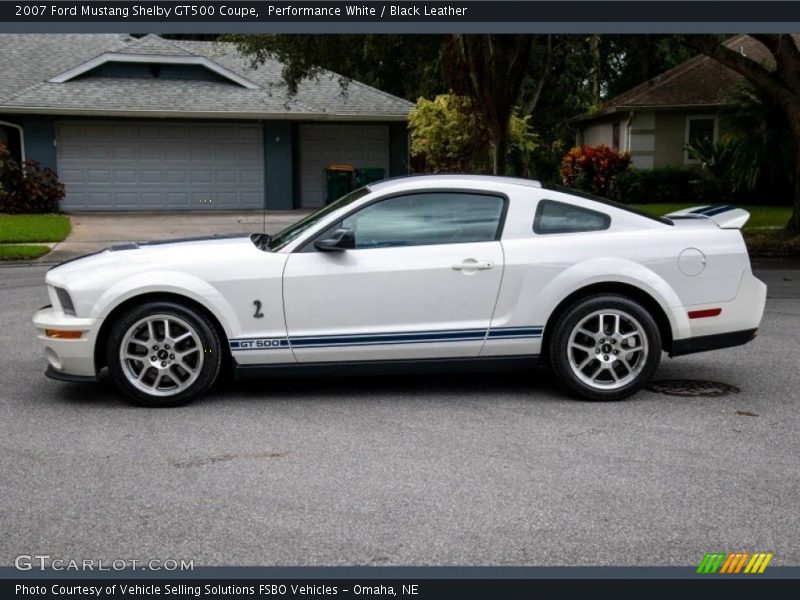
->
314, 228, 355, 252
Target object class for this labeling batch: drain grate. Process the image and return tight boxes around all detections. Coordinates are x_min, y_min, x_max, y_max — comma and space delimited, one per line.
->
646, 379, 741, 397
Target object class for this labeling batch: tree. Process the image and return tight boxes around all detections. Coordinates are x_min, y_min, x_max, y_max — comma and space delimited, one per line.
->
686, 84, 795, 200
228, 34, 547, 175
602, 36, 698, 98
409, 94, 537, 173
682, 34, 800, 235
442, 35, 535, 174
224, 34, 445, 101
722, 84, 795, 197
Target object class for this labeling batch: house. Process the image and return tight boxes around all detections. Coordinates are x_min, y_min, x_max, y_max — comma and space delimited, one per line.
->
571, 35, 779, 170
0, 34, 413, 211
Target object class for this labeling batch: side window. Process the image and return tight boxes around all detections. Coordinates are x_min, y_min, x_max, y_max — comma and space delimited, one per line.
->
340, 192, 505, 249
533, 200, 610, 234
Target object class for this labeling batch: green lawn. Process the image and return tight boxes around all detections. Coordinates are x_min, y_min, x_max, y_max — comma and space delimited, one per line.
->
630, 204, 791, 232
0, 244, 52, 261
0, 214, 71, 243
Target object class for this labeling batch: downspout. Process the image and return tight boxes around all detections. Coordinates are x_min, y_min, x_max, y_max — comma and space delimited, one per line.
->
623, 111, 635, 154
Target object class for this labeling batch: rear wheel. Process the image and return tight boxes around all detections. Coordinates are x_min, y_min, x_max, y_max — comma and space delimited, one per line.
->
549, 294, 661, 401
107, 301, 222, 407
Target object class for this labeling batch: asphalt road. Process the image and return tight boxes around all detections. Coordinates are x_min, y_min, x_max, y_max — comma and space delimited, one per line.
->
1, 263, 798, 567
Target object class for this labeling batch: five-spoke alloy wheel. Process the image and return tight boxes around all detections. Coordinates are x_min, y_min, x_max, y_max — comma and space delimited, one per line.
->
549, 295, 661, 401
107, 301, 221, 407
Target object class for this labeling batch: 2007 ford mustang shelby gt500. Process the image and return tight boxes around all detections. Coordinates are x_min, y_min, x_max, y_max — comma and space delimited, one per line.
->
34, 175, 766, 406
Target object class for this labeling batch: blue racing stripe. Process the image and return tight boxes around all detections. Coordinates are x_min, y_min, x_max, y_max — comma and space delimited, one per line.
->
291, 328, 487, 344
291, 335, 487, 349
229, 325, 544, 351
701, 205, 735, 217
487, 327, 543, 338
291, 330, 486, 347
690, 204, 732, 216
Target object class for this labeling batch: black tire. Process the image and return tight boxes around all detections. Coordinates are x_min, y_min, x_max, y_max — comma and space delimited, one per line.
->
548, 294, 661, 401
106, 301, 222, 407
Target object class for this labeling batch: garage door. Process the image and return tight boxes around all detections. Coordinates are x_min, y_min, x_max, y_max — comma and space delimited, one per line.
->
56, 120, 264, 211
298, 124, 389, 208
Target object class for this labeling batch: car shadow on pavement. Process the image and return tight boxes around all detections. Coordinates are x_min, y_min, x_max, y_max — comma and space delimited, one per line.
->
45, 366, 573, 408
50, 375, 132, 407
218, 367, 568, 404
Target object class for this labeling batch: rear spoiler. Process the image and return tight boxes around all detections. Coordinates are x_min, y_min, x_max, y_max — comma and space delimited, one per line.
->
665, 205, 750, 229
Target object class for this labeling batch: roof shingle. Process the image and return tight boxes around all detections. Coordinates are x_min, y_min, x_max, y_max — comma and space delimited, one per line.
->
573, 35, 792, 122
0, 34, 413, 119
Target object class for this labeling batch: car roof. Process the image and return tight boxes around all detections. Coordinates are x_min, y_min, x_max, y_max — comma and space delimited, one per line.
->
367, 174, 542, 192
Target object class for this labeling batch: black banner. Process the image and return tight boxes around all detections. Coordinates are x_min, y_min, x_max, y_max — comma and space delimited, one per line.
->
4, 1, 800, 23
5, 578, 800, 599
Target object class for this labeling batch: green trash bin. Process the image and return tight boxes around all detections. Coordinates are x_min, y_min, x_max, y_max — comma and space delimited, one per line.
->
354, 167, 386, 188
325, 164, 355, 205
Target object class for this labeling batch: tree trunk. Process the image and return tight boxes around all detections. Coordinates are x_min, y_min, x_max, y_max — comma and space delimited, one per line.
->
785, 108, 800, 236
788, 137, 800, 236
491, 124, 509, 175
590, 35, 601, 105
679, 35, 800, 235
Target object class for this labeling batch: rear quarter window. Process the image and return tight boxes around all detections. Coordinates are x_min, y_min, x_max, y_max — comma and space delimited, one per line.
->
533, 199, 611, 234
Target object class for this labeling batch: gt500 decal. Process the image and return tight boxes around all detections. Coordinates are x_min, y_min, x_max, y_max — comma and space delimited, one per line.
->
230, 338, 289, 350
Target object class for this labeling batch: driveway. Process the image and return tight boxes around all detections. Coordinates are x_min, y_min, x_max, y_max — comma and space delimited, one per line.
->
0, 263, 797, 566
43, 211, 311, 263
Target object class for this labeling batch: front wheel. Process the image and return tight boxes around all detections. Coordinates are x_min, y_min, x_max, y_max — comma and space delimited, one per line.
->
549, 295, 661, 401
107, 301, 222, 407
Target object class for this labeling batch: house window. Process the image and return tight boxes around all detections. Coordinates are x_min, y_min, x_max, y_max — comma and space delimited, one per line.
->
684, 115, 718, 164
612, 121, 621, 150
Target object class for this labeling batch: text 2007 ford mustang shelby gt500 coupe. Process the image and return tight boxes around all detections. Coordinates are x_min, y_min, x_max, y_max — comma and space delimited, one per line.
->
34, 175, 766, 406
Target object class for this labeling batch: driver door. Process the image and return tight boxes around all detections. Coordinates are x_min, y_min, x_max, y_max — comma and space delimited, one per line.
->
282, 191, 506, 363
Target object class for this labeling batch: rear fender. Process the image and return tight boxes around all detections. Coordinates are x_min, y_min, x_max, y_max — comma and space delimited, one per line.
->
538, 257, 690, 340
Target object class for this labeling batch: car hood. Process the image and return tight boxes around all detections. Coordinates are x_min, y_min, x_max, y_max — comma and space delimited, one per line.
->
46, 233, 272, 288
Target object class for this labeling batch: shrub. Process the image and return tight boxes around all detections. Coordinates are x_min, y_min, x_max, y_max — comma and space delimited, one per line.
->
0, 146, 64, 213
516, 140, 565, 182
560, 145, 632, 196
608, 166, 743, 205
0, 146, 13, 207
609, 166, 698, 204
409, 94, 538, 174
685, 136, 793, 206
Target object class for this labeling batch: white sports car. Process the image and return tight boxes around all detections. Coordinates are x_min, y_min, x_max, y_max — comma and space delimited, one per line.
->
34, 175, 766, 406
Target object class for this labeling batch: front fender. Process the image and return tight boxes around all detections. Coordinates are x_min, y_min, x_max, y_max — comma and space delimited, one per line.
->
91, 270, 240, 338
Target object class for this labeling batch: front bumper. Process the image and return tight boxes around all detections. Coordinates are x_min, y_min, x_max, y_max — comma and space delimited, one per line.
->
33, 306, 99, 378
45, 365, 97, 382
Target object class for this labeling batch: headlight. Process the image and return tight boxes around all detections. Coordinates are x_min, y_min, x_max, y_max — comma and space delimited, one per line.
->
54, 287, 76, 316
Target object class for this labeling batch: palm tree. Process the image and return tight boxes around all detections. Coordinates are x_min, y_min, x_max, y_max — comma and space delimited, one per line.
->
685, 84, 795, 202
722, 84, 795, 198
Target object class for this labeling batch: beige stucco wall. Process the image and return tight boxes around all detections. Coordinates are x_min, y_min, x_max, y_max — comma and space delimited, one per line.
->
628, 112, 655, 168
580, 121, 614, 147
653, 109, 723, 167
653, 112, 686, 167
579, 108, 724, 169
575, 115, 629, 151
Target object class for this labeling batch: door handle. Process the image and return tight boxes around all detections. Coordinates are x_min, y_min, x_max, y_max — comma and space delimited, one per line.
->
452, 259, 494, 271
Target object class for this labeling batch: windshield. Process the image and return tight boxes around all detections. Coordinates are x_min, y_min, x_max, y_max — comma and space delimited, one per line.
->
267, 187, 372, 251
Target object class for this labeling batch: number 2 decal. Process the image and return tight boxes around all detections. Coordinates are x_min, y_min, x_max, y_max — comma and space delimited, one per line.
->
253, 300, 264, 319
